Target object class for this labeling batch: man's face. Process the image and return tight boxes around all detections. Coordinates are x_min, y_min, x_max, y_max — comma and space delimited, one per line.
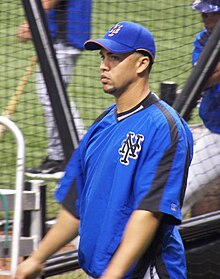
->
201, 12, 220, 32
99, 48, 144, 96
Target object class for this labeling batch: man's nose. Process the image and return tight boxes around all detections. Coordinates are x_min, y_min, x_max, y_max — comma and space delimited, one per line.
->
100, 58, 110, 70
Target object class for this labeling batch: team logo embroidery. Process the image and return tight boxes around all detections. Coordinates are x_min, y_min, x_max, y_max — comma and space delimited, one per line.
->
108, 24, 123, 37
119, 132, 144, 165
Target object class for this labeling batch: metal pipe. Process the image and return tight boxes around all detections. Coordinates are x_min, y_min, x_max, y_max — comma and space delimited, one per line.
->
173, 18, 220, 120
0, 116, 25, 276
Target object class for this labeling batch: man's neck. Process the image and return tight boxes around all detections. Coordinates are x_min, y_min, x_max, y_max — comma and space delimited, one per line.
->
115, 83, 150, 114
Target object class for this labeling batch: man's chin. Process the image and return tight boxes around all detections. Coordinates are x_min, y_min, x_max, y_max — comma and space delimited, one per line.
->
103, 87, 116, 95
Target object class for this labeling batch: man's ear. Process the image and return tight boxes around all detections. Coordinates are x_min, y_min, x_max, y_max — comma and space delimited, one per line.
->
137, 56, 150, 74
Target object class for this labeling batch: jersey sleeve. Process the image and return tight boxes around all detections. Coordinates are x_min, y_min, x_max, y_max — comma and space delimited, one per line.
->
54, 147, 83, 218
192, 30, 207, 66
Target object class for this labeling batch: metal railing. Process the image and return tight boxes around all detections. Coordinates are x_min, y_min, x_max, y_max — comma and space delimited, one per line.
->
0, 116, 26, 276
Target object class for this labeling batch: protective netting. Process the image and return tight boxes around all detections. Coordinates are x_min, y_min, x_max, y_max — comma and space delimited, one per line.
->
0, 0, 219, 277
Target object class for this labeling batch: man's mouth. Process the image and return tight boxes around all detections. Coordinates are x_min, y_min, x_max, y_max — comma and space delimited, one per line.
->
100, 75, 109, 83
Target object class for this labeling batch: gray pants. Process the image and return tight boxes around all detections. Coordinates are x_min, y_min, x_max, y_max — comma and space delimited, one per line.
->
182, 127, 220, 216
36, 42, 85, 161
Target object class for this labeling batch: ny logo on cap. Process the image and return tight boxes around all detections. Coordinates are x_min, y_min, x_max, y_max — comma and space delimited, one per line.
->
108, 24, 123, 37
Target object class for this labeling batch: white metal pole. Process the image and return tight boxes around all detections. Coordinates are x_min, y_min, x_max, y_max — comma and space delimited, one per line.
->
0, 116, 25, 277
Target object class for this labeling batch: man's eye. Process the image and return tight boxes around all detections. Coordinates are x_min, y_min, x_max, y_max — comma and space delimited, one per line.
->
110, 55, 120, 61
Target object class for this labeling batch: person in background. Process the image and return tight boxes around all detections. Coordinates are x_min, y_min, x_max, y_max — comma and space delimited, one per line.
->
17, 0, 92, 179
14, 21, 193, 279
182, 0, 220, 216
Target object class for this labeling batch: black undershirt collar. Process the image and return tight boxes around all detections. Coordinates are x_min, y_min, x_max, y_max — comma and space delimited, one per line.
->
116, 92, 159, 121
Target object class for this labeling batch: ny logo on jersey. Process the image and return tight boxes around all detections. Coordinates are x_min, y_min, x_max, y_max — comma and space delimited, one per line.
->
108, 23, 123, 37
119, 132, 144, 165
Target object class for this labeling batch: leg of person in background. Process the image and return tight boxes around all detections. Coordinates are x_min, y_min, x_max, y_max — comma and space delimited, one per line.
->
26, 42, 85, 179
182, 128, 220, 217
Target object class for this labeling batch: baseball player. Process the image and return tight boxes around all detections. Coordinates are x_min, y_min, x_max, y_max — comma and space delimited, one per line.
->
182, 0, 220, 216
14, 22, 193, 279
17, 0, 92, 179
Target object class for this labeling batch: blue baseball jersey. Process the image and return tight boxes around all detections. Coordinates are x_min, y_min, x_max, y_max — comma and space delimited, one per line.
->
193, 29, 220, 133
47, 0, 92, 49
55, 93, 193, 278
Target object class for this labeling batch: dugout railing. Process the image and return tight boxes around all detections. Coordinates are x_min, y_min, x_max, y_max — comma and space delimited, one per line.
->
0, 116, 46, 277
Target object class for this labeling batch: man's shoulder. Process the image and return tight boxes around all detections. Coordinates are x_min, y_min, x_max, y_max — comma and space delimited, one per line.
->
195, 29, 210, 47
92, 104, 115, 125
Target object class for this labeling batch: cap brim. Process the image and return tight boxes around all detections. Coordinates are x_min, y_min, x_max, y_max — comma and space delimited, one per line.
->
84, 39, 155, 61
84, 39, 134, 53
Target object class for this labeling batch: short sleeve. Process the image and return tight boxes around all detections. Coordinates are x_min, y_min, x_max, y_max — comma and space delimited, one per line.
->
54, 147, 83, 218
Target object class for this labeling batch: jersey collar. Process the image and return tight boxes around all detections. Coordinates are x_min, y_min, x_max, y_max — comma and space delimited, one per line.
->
116, 92, 159, 121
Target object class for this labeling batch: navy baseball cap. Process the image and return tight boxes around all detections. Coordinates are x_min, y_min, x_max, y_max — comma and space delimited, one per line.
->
84, 21, 156, 62
191, 0, 220, 13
